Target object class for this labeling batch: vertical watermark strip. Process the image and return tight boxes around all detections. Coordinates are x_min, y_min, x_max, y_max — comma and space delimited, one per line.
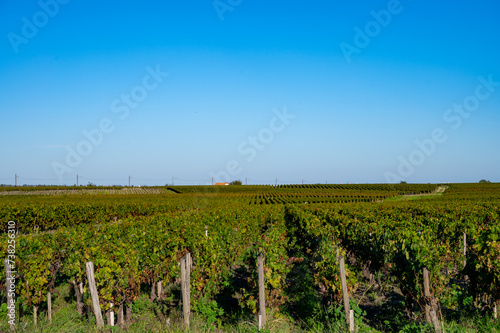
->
5, 221, 17, 328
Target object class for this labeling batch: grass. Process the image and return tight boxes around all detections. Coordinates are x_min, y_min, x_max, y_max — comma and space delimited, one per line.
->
0, 284, 310, 333
385, 194, 441, 201
384, 185, 448, 202
3, 280, 498, 332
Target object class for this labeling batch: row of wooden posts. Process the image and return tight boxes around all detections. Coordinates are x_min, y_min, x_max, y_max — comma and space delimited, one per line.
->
82, 253, 269, 330
335, 232, 482, 333
6, 233, 492, 332
177, 253, 269, 330
3, 251, 353, 331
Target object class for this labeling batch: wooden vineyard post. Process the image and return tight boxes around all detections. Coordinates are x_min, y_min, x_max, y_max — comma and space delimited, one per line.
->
463, 232, 467, 268
117, 303, 125, 328
4, 259, 15, 331
150, 281, 157, 301
157, 281, 163, 299
106, 303, 114, 326
86, 261, 104, 328
349, 309, 354, 332
110, 303, 115, 326
258, 254, 266, 329
430, 310, 442, 333
180, 256, 187, 326
47, 291, 52, 323
126, 304, 132, 324
72, 280, 84, 315
423, 267, 442, 333
180, 254, 190, 328
423, 267, 431, 324
33, 305, 38, 326
494, 300, 498, 320
187, 252, 191, 312
339, 255, 354, 332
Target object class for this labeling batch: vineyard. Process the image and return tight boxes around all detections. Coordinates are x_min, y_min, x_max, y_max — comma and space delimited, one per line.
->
0, 183, 499, 332
0, 187, 169, 196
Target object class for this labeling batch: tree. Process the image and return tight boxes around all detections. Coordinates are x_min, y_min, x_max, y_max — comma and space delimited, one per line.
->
479, 179, 491, 183
229, 180, 242, 185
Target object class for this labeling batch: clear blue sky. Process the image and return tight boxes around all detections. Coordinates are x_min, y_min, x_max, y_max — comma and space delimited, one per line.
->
1, 0, 499, 186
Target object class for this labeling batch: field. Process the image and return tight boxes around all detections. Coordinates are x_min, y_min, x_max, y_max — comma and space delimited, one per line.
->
1, 183, 499, 332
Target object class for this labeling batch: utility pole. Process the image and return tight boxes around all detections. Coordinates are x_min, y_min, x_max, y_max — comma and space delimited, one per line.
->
302, 179, 304, 185
76, 174, 79, 187
15, 174, 17, 187
275, 178, 277, 186
128, 175, 131, 187
245, 177, 247, 185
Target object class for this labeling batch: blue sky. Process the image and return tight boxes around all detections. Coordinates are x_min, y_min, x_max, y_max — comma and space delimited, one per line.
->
1, 0, 499, 186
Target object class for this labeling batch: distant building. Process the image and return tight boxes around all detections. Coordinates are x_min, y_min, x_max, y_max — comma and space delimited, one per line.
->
214, 182, 229, 186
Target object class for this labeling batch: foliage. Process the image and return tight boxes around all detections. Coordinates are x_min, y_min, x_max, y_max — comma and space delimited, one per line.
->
0, 182, 498, 331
